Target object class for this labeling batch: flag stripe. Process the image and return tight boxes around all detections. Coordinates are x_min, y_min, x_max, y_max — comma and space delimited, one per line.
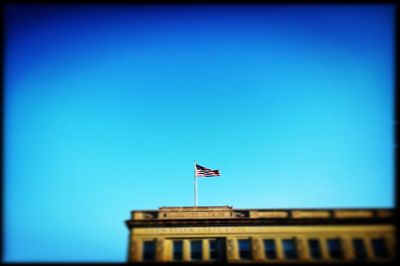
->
196, 171, 220, 174
195, 164, 220, 177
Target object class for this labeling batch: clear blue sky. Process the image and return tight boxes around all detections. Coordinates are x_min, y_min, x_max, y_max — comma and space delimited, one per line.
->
4, 4, 394, 262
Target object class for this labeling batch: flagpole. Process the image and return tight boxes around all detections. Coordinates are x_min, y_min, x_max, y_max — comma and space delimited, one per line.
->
194, 160, 197, 207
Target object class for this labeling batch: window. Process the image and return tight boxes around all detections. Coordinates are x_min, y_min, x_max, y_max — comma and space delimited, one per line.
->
308, 239, 322, 259
173, 240, 183, 261
209, 239, 221, 260
282, 239, 298, 259
263, 239, 277, 259
371, 237, 389, 258
238, 239, 251, 260
352, 239, 367, 260
190, 240, 202, 260
327, 238, 343, 259
142, 241, 155, 261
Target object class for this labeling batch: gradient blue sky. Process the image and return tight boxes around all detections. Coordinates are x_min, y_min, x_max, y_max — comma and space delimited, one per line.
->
4, 4, 395, 262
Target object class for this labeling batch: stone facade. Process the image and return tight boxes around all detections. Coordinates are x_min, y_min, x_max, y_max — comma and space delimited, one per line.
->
125, 206, 395, 263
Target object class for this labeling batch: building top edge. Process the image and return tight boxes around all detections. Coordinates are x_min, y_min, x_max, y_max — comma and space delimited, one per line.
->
129, 206, 394, 212
127, 207, 394, 223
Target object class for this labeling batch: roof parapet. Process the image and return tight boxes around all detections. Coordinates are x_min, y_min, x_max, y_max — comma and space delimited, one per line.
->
130, 207, 394, 221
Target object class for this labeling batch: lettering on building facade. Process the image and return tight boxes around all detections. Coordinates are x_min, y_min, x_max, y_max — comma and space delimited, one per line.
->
139, 227, 248, 234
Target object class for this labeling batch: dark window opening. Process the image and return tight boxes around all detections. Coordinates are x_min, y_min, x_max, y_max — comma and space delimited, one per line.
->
143, 241, 155, 261
209, 239, 221, 260
308, 239, 322, 259
190, 240, 202, 260
327, 238, 343, 259
238, 239, 251, 260
371, 238, 389, 258
173, 240, 183, 261
353, 239, 367, 260
263, 239, 277, 259
282, 239, 298, 259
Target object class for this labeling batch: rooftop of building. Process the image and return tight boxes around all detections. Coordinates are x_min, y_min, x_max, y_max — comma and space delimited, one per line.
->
126, 206, 394, 228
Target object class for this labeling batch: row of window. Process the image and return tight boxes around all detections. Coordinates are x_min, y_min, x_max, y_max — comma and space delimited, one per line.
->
142, 236, 390, 261
172, 239, 222, 261
256, 237, 388, 261
142, 239, 223, 261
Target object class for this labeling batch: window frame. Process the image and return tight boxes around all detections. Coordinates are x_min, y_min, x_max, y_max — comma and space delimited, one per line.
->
190, 239, 203, 261
142, 240, 156, 261
263, 239, 277, 259
172, 240, 183, 261
209, 239, 222, 261
282, 238, 298, 260
352, 238, 367, 260
371, 237, 389, 259
326, 238, 343, 259
237, 239, 252, 260
308, 238, 322, 260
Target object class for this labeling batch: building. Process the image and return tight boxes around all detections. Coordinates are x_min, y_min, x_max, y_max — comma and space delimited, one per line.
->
125, 206, 395, 263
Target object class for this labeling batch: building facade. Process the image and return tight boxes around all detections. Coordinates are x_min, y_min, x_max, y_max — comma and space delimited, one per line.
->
125, 206, 395, 263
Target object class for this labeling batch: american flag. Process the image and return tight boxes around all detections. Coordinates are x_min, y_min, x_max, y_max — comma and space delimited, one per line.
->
195, 164, 221, 177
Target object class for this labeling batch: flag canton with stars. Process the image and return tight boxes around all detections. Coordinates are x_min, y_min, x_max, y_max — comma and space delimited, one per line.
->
195, 164, 221, 177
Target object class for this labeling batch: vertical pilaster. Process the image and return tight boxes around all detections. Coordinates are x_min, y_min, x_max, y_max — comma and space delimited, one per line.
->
295, 236, 308, 261
130, 239, 141, 262
341, 236, 353, 261
320, 238, 330, 261
164, 239, 172, 261
275, 238, 284, 260
364, 237, 375, 260
183, 239, 191, 261
317, 238, 325, 261
226, 237, 237, 262
155, 238, 165, 262
203, 239, 209, 261
251, 237, 263, 261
